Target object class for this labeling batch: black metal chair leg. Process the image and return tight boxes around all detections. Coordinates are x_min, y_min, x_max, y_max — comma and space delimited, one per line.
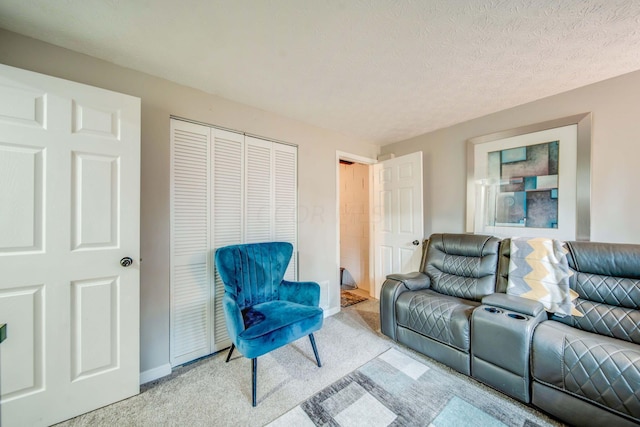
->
252, 358, 257, 407
309, 333, 321, 367
225, 343, 235, 363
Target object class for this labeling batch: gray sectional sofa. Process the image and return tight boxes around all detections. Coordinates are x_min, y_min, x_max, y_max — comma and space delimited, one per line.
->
380, 233, 640, 426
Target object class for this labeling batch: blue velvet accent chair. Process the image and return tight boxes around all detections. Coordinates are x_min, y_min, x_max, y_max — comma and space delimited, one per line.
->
214, 242, 323, 406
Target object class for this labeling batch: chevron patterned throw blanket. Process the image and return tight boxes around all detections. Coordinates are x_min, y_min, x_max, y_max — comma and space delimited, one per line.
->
507, 237, 582, 317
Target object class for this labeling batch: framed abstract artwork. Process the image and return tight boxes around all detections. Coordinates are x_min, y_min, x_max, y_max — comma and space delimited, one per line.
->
466, 113, 591, 241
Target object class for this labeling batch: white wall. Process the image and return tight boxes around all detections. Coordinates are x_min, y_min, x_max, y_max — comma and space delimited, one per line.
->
0, 29, 378, 375
339, 162, 370, 291
6, 26, 640, 377
382, 69, 640, 245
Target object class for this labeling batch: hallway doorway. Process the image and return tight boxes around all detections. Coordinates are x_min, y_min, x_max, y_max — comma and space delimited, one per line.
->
338, 158, 372, 298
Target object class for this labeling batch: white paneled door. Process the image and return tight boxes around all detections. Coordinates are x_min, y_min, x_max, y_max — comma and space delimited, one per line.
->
373, 152, 424, 298
0, 64, 140, 426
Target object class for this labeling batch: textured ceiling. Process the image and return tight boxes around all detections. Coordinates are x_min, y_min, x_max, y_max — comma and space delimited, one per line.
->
2, 0, 640, 144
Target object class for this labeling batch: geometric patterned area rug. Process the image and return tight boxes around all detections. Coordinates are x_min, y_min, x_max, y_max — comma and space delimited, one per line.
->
340, 290, 368, 308
268, 348, 563, 427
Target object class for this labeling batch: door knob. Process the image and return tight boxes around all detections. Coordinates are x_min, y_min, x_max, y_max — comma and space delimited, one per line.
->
120, 257, 133, 267
412, 240, 420, 246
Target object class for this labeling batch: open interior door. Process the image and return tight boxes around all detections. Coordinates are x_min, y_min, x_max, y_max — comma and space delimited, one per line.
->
0, 64, 140, 426
372, 152, 424, 298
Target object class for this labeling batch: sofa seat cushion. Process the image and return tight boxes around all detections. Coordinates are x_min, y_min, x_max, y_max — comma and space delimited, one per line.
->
396, 289, 479, 352
238, 300, 323, 359
532, 320, 640, 420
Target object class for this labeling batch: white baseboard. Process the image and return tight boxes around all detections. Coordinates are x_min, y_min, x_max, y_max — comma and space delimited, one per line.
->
324, 306, 340, 317
139, 363, 172, 385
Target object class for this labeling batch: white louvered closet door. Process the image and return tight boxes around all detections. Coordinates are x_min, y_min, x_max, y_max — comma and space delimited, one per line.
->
211, 129, 243, 351
274, 143, 298, 280
245, 138, 298, 279
170, 121, 211, 366
245, 136, 273, 243
170, 119, 298, 366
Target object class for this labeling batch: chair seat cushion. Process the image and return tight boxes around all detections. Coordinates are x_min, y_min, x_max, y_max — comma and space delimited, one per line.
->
237, 300, 323, 359
396, 289, 479, 352
532, 320, 640, 420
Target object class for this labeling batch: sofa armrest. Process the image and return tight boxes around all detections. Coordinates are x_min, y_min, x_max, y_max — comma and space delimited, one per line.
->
380, 278, 412, 340
280, 280, 320, 307
482, 293, 545, 317
386, 272, 430, 290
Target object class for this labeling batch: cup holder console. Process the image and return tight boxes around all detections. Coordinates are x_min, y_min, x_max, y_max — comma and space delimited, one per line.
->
473, 303, 543, 404
482, 306, 529, 321
507, 313, 527, 321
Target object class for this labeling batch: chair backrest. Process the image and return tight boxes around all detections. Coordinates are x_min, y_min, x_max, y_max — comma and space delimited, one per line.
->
215, 242, 293, 309
552, 241, 640, 345
424, 233, 501, 301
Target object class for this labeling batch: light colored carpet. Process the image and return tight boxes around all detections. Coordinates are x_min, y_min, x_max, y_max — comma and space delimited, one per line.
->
56, 299, 390, 427
56, 299, 564, 426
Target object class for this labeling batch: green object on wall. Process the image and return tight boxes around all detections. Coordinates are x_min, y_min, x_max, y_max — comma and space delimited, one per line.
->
0, 323, 6, 344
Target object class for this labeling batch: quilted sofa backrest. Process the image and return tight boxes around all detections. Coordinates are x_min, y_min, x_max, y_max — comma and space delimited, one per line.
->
552, 241, 640, 345
424, 233, 501, 301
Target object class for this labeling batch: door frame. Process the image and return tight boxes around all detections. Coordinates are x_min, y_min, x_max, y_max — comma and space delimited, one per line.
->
335, 151, 377, 309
